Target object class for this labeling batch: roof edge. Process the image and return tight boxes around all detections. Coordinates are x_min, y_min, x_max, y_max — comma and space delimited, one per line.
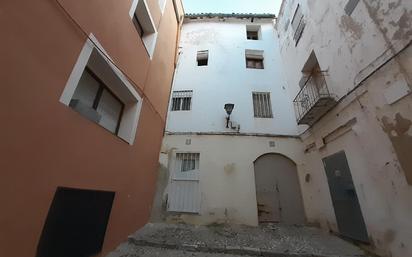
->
185, 13, 276, 19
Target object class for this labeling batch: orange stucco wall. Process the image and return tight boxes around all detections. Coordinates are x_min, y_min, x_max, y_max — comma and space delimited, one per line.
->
0, 0, 182, 256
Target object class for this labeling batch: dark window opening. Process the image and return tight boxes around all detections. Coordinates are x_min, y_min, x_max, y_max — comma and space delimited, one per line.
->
197, 58, 208, 66
345, 0, 360, 16
197, 50, 209, 66
246, 58, 264, 69
36, 187, 115, 257
133, 13, 144, 37
247, 31, 259, 40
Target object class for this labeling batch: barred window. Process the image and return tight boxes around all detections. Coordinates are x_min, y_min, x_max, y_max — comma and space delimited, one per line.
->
176, 153, 200, 172
253, 92, 273, 118
171, 90, 192, 111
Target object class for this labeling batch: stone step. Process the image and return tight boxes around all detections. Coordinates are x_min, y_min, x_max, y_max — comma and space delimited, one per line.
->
106, 223, 371, 257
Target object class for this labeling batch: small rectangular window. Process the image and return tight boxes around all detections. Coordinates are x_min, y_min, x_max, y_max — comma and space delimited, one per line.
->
176, 153, 200, 172
253, 92, 273, 118
345, 0, 360, 16
70, 68, 124, 134
291, 4, 305, 45
245, 50, 264, 69
197, 50, 208, 66
131, 0, 157, 57
171, 90, 193, 111
246, 25, 261, 40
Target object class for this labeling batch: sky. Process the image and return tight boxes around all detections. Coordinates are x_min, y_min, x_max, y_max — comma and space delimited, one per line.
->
182, 0, 282, 16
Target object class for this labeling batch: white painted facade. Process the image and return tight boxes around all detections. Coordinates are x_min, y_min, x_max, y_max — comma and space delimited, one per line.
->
154, 16, 304, 226
153, 4, 412, 256
166, 17, 298, 135
159, 134, 303, 226
277, 1, 412, 257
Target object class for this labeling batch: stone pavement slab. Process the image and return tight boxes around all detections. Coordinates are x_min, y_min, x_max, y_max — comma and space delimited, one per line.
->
106, 223, 370, 257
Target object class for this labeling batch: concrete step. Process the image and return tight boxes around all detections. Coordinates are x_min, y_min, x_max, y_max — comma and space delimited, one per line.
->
106, 223, 371, 257
107, 244, 257, 257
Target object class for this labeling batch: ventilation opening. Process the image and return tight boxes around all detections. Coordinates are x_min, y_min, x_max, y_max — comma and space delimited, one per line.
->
36, 187, 115, 257
197, 50, 209, 66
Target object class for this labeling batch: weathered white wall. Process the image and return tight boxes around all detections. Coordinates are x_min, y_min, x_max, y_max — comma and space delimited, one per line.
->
167, 18, 299, 135
159, 134, 304, 226
277, 1, 412, 257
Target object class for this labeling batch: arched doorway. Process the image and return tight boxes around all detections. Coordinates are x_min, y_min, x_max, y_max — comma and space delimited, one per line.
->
254, 153, 305, 224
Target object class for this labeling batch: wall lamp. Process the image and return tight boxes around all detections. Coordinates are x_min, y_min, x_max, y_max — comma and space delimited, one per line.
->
224, 103, 240, 132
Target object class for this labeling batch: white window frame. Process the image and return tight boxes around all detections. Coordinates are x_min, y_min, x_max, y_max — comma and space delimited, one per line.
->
245, 49, 264, 69
129, 0, 158, 59
59, 34, 143, 145
246, 25, 261, 40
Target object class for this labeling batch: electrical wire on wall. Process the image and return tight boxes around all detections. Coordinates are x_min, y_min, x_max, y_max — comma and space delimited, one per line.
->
54, 0, 169, 123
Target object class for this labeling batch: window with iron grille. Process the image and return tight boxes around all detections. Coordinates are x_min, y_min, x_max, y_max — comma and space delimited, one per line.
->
176, 153, 200, 172
344, 0, 360, 16
252, 92, 273, 118
197, 50, 208, 66
291, 4, 305, 45
245, 50, 264, 69
171, 90, 192, 111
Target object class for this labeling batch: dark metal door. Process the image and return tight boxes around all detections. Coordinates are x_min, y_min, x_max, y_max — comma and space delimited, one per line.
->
323, 151, 369, 242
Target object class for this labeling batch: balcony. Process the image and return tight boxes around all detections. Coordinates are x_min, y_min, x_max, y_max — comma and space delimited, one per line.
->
293, 72, 337, 126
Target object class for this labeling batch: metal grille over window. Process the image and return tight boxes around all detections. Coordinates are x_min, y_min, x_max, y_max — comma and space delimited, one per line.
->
171, 90, 193, 111
253, 92, 273, 118
197, 50, 208, 66
291, 4, 305, 44
176, 153, 200, 172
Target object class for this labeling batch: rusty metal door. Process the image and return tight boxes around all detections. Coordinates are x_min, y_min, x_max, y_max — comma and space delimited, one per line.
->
323, 151, 369, 242
254, 154, 305, 224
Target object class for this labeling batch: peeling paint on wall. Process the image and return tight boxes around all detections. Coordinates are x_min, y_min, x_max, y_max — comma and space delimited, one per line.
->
381, 113, 412, 184
390, 9, 412, 40
340, 15, 364, 40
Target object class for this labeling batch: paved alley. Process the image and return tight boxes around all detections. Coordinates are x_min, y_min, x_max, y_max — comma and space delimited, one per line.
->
106, 223, 370, 257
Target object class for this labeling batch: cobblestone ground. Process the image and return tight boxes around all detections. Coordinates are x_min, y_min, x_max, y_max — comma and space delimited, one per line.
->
106, 223, 371, 257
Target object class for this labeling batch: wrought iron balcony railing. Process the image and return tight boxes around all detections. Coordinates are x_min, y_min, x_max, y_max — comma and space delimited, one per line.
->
293, 72, 337, 125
